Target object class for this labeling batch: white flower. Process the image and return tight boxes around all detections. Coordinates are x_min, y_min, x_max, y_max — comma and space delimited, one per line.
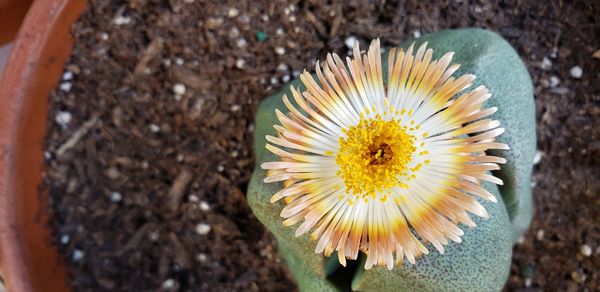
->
262, 39, 507, 270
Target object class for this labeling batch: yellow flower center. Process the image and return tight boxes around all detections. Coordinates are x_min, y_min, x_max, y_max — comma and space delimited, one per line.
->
336, 116, 416, 200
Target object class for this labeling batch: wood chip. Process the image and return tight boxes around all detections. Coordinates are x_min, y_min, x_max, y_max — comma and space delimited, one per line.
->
168, 232, 191, 269
168, 169, 194, 212
120, 223, 154, 254
133, 38, 164, 76
56, 115, 99, 157
170, 67, 213, 90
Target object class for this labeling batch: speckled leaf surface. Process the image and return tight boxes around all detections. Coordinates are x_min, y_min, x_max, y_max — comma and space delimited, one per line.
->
247, 29, 535, 291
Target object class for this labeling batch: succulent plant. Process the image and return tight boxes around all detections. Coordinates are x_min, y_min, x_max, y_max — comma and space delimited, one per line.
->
248, 29, 535, 291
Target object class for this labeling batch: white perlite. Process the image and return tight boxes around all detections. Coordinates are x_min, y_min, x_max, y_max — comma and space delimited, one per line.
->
55, 111, 72, 127
113, 16, 131, 26
110, 191, 123, 203
60, 234, 70, 245
196, 253, 208, 262
195, 223, 211, 235
235, 58, 245, 69
59, 82, 73, 92
274, 46, 286, 55
549, 76, 560, 87
540, 57, 552, 70
344, 36, 357, 50
570, 65, 582, 79
173, 83, 186, 96
72, 249, 85, 262
227, 7, 239, 18
199, 201, 210, 211
62, 71, 73, 81
149, 124, 160, 133
580, 244, 592, 257
162, 279, 176, 289
533, 150, 543, 165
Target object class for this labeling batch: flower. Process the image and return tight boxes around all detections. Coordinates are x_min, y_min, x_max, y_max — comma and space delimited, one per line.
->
261, 39, 507, 270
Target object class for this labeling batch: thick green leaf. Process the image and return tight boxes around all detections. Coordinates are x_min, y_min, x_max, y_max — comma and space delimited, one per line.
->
247, 28, 535, 291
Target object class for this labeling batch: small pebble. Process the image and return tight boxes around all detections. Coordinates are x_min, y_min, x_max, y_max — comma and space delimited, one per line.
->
110, 191, 123, 203
175, 57, 185, 66
217, 165, 225, 172
275, 28, 284, 35
540, 57, 552, 70
188, 194, 200, 203
59, 82, 73, 92
235, 58, 245, 69
344, 36, 357, 49
62, 71, 73, 81
199, 201, 210, 211
149, 124, 160, 133
549, 76, 560, 87
163, 59, 171, 67
230, 104, 241, 112
55, 111, 72, 126
173, 83, 186, 96
72, 249, 85, 262
533, 150, 543, 165
227, 7, 239, 18
261, 14, 269, 22
524, 278, 532, 288
113, 15, 131, 26
282, 75, 290, 83
100, 32, 109, 41
517, 235, 525, 244
274, 46, 286, 55
412, 30, 422, 38
580, 244, 592, 257
292, 70, 301, 78
60, 234, 70, 245
43, 151, 52, 160
195, 223, 211, 235
289, 15, 296, 22
162, 278, 176, 289
270, 77, 279, 85
236, 38, 248, 48
570, 65, 582, 79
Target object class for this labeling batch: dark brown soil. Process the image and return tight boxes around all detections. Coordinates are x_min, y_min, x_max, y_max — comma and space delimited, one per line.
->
43, 0, 599, 291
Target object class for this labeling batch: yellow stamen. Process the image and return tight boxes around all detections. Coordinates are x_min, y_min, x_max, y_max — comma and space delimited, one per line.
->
336, 116, 416, 199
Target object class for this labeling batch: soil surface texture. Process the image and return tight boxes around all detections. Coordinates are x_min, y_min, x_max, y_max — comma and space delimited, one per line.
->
43, 0, 599, 291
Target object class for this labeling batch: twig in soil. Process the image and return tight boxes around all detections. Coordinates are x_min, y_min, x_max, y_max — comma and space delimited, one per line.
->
119, 223, 154, 255
329, 5, 343, 37
133, 38, 164, 76
168, 232, 191, 269
168, 169, 194, 212
56, 115, 99, 157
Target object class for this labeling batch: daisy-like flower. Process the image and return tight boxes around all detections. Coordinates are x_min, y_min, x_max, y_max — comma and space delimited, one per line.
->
261, 39, 507, 270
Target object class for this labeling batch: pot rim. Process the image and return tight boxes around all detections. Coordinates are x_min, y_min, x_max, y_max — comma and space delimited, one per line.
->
0, 0, 86, 291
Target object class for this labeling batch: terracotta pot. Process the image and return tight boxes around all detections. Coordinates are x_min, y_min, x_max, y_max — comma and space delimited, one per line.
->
0, 0, 33, 81
0, 0, 87, 291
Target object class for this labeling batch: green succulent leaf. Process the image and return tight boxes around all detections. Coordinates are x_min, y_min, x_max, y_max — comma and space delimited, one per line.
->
247, 28, 535, 291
